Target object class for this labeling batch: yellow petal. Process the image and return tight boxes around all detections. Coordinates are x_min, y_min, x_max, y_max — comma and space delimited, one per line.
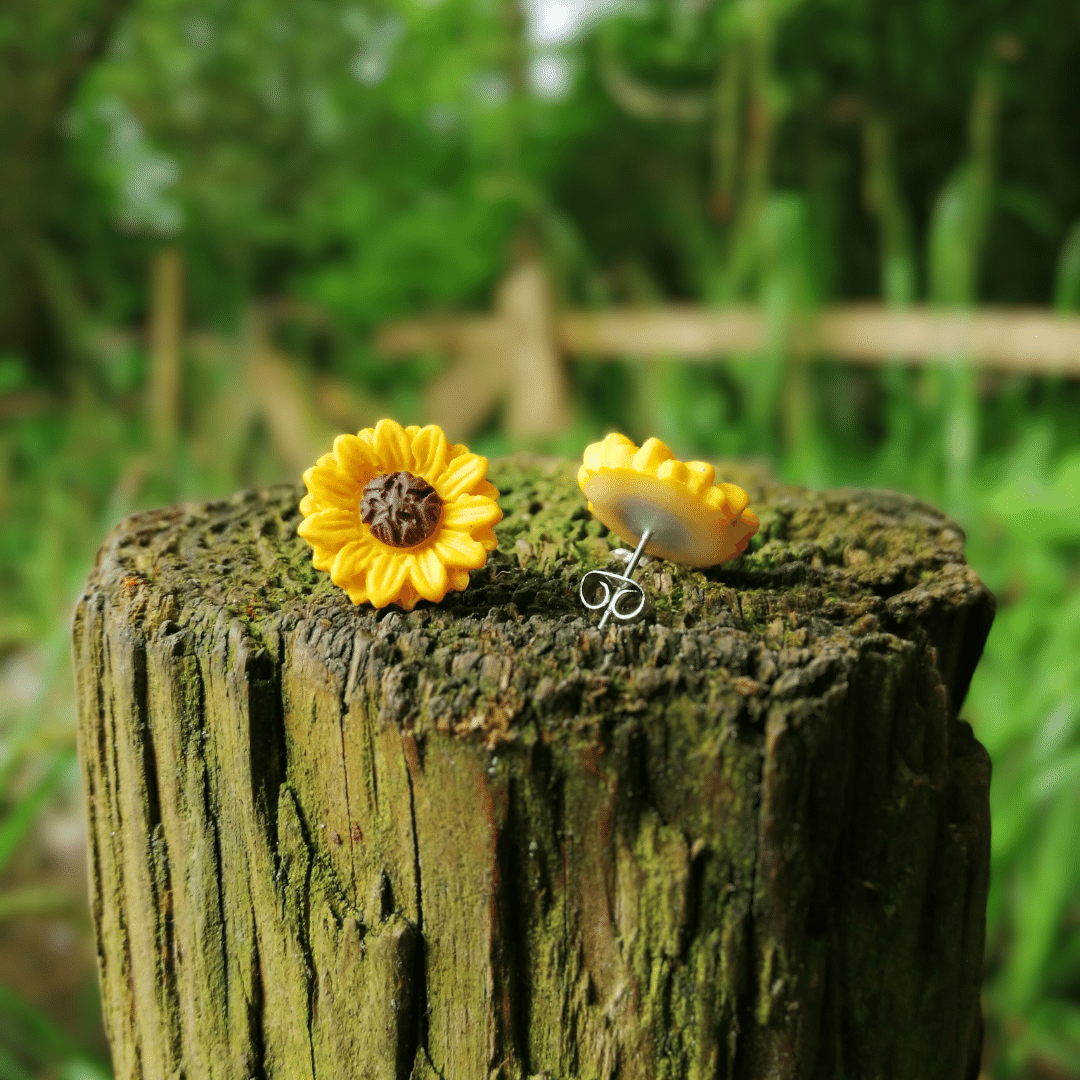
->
301, 492, 329, 515
433, 529, 488, 569
333, 434, 379, 483
686, 460, 712, 486
345, 583, 370, 605
404, 425, 421, 439
411, 425, 450, 481
657, 459, 691, 486
366, 551, 411, 608
722, 510, 759, 561
298, 508, 361, 547
410, 547, 449, 602
303, 463, 361, 510
311, 545, 337, 572
448, 569, 470, 591
718, 482, 750, 517
703, 486, 728, 514
471, 525, 498, 551
685, 461, 716, 494
600, 433, 635, 469
331, 537, 376, 585
373, 418, 412, 471
475, 480, 500, 500
395, 581, 421, 611
435, 453, 488, 501
442, 495, 503, 531
582, 442, 603, 471
632, 437, 673, 474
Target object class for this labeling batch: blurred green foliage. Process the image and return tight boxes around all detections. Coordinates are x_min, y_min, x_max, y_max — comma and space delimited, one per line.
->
2, 0, 1080, 1076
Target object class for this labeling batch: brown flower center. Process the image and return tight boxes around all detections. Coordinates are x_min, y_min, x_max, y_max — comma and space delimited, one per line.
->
361, 471, 443, 548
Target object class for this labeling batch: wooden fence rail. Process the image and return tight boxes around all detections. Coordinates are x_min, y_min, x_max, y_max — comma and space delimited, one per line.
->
378, 303, 1080, 370
556, 305, 1080, 369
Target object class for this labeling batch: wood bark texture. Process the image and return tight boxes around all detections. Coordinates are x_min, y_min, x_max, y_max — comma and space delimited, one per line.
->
73, 455, 994, 1080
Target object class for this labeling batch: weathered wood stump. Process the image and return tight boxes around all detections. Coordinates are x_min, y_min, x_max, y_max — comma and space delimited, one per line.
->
73, 455, 994, 1080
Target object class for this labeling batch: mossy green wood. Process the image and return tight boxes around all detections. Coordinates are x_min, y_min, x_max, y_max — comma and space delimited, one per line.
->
72, 455, 994, 1080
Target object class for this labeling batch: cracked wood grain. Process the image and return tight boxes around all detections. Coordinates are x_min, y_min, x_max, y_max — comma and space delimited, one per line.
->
73, 455, 993, 1080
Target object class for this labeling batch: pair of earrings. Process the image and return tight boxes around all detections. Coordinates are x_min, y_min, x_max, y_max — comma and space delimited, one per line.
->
298, 420, 758, 624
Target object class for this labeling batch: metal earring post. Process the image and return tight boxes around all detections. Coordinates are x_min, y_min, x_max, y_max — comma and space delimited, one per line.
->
579, 528, 653, 628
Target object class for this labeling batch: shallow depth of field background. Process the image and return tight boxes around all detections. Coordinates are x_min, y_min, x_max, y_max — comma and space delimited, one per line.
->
2, 0, 1080, 1076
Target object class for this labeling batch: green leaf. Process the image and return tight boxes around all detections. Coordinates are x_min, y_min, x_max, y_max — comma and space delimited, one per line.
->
1054, 219, 1080, 311
997, 185, 1060, 239
929, 165, 979, 307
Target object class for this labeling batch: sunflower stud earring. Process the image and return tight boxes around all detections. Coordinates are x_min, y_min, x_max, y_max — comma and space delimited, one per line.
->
576, 433, 759, 626
298, 419, 502, 610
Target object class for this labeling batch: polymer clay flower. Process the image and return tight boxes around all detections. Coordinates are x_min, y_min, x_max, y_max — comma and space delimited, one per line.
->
577, 432, 759, 567
298, 419, 502, 610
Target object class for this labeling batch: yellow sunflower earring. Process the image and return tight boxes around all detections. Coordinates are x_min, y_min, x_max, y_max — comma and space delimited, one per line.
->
298, 419, 502, 610
577, 433, 759, 626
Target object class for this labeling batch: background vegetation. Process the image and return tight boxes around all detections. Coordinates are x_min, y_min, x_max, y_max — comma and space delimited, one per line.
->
2, 0, 1079, 1076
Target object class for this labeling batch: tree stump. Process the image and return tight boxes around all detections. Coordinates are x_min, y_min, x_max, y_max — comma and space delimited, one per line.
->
73, 455, 994, 1080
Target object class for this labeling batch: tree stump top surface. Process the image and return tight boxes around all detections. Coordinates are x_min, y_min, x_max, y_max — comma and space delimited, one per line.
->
84, 454, 993, 745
